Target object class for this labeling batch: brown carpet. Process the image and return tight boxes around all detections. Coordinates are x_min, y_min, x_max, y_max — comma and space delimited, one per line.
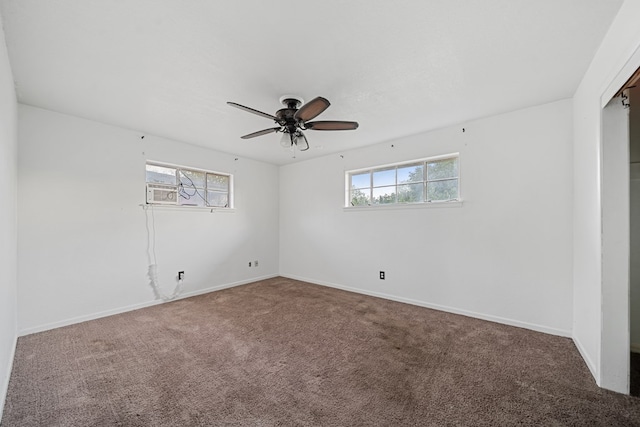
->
2, 277, 640, 426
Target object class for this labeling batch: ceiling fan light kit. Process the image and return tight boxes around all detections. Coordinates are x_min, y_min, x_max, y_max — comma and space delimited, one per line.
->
227, 95, 359, 154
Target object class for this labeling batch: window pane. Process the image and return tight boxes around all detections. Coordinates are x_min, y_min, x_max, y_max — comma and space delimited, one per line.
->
207, 191, 229, 208
427, 158, 458, 180
179, 169, 206, 188
427, 179, 458, 201
351, 172, 370, 190
178, 184, 205, 203
207, 174, 229, 191
397, 183, 424, 203
179, 188, 206, 207
350, 188, 370, 206
146, 164, 176, 185
372, 186, 396, 204
397, 163, 423, 184
373, 168, 395, 187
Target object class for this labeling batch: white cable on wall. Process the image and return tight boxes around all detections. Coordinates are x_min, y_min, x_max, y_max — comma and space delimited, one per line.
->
144, 204, 183, 301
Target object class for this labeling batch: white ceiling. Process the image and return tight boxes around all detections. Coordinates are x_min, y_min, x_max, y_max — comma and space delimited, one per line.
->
0, 0, 624, 165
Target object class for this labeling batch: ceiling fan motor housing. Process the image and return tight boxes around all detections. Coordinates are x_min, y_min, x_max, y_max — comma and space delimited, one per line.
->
276, 96, 304, 131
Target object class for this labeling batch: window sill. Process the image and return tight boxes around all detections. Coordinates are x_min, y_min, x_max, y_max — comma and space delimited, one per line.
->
140, 204, 236, 213
343, 200, 463, 212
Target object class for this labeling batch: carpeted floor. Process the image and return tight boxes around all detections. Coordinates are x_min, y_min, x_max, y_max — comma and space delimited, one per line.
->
2, 277, 640, 426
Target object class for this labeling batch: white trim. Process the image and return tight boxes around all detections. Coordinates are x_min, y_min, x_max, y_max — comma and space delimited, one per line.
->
343, 200, 463, 212
140, 204, 236, 213
601, 40, 640, 108
598, 85, 631, 394
18, 274, 278, 336
146, 160, 234, 209
0, 333, 18, 422
281, 274, 571, 338
346, 152, 460, 174
146, 159, 230, 178
573, 334, 599, 382
345, 154, 461, 208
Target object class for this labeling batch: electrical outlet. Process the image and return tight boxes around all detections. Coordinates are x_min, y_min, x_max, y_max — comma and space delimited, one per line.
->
254, 260, 259, 267
178, 271, 185, 280
249, 261, 252, 267
379, 271, 385, 280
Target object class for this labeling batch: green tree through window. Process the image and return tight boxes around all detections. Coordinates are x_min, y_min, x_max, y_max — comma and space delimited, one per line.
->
347, 156, 458, 207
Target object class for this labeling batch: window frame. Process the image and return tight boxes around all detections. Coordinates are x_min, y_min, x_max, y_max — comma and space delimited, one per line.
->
344, 153, 460, 208
145, 161, 234, 209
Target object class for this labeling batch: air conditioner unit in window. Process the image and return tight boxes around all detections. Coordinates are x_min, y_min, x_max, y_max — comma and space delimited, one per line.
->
146, 184, 178, 205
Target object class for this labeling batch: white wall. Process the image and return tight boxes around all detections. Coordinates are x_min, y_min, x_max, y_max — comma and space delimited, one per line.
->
0, 9, 18, 419
572, 0, 640, 392
280, 99, 573, 336
17, 105, 279, 334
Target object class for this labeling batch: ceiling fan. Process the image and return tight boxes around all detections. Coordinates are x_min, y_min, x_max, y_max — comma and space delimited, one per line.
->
227, 95, 359, 152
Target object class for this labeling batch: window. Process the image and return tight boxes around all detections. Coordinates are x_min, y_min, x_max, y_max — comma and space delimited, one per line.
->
347, 155, 459, 207
145, 162, 232, 208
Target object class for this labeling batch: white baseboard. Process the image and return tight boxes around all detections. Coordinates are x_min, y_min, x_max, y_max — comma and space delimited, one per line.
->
18, 274, 278, 337
572, 334, 598, 383
282, 274, 572, 338
0, 333, 18, 422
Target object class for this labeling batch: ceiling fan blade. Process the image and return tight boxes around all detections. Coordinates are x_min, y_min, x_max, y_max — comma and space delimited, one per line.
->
241, 127, 281, 139
227, 102, 278, 121
295, 131, 309, 151
294, 96, 330, 122
305, 121, 359, 131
